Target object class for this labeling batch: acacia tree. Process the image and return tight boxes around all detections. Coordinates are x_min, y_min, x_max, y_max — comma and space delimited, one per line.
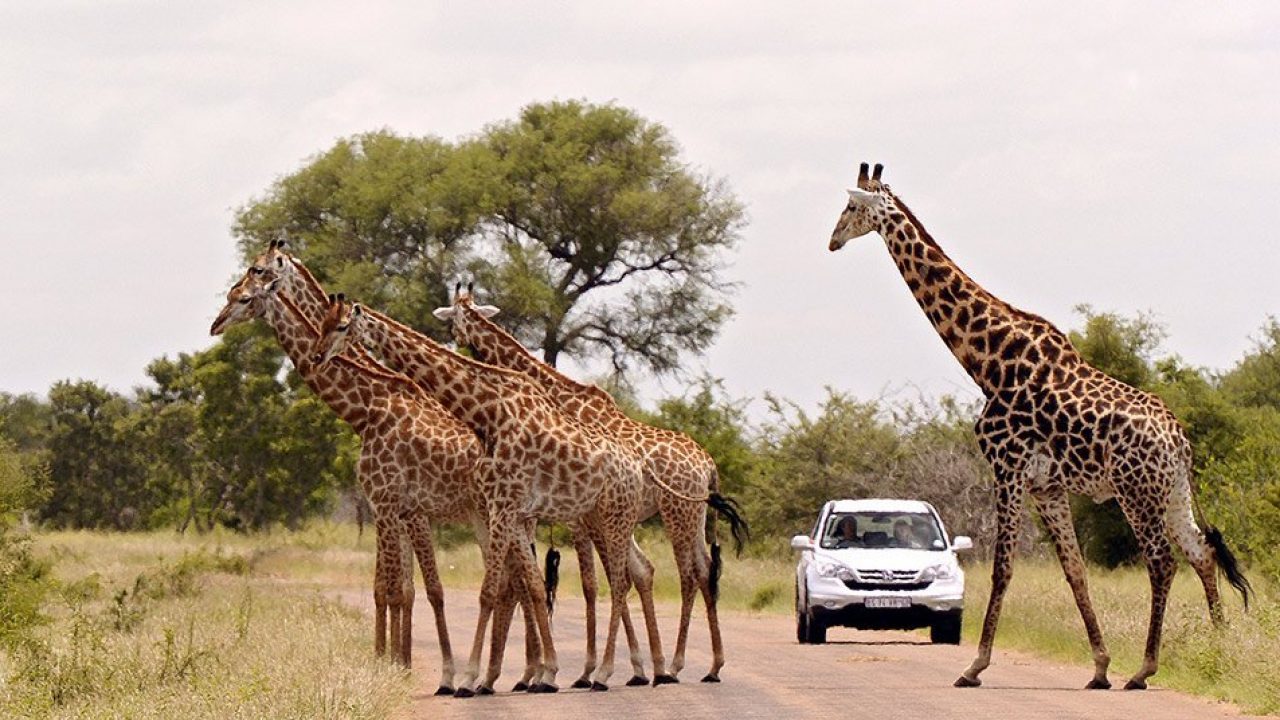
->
466, 100, 744, 375
233, 100, 744, 380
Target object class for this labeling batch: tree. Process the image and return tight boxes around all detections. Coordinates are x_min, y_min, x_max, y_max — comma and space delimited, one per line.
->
41, 381, 153, 529
233, 100, 745, 381
0, 437, 51, 649
468, 100, 744, 375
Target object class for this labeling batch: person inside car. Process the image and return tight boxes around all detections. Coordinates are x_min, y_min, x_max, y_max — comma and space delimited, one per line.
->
833, 515, 860, 548
893, 519, 923, 549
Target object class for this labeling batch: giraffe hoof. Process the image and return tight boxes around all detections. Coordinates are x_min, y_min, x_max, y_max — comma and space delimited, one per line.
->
476, 685, 494, 696
1085, 678, 1112, 690
570, 678, 592, 689
453, 687, 475, 699
511, 682, 529, 692
626, 675, 649, 687
700, 673, 720, 683
1124, 679, 1147, 691
532, 682, 559, 693
434, 686, 455, 696
590, 681, 609, 692
954, 675, 982, 688
653, 674, 679, 686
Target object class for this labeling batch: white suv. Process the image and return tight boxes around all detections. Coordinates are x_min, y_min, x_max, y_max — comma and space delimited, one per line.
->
790, 498, 972, 644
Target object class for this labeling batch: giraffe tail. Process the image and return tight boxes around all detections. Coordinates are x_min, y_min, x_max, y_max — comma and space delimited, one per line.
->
1204, 526, 1252, 609
706, 492, 749, 557
543, 546, 561, 618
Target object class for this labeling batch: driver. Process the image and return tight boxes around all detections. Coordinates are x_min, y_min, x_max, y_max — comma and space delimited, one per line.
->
833, 515, 859, 547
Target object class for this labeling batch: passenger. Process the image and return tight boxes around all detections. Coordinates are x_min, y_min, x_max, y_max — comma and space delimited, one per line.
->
893, 519, 923, 549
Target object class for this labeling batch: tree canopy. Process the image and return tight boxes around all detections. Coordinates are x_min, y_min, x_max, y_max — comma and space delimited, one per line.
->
234, 100, 744, 380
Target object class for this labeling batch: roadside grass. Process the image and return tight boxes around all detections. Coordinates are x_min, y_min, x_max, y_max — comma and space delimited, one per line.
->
9, 525, 1276, 716
965, 560, 1280, 715
1, 526, 410, 720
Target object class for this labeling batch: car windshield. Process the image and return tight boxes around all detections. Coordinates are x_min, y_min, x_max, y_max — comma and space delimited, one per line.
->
819, 511, 946, 551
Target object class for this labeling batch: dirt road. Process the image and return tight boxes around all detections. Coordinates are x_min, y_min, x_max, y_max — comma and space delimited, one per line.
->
335, 591, 1259, 720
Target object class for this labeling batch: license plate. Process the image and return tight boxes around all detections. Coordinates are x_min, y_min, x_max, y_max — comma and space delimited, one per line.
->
865, 596, 911, 609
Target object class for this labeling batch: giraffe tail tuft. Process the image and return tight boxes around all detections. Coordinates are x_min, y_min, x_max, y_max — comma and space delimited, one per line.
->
705, 493, 749, 557
1205, 526, 1252, 610
544, 547, 561, 618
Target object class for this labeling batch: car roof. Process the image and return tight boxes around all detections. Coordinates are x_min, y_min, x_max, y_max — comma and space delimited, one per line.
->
826, 498, 936, 514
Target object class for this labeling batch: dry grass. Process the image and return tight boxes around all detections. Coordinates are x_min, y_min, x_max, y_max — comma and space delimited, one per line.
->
965, 558, 1280, 714
1, 526, 410, 720
10, 525, 1276, 716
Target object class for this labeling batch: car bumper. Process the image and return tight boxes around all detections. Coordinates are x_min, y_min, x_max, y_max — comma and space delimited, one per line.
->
804, 574, 965, 626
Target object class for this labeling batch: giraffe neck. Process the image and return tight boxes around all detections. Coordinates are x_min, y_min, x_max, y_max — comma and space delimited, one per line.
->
283, 256, 332, 324
360, 307, 513, 430
878, 192, 1081, 396
457, 304, 618, 426
262, 294, 413, 433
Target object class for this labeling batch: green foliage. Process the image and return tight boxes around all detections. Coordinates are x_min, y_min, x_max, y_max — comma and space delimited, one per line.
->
0, 437, 52, 650
234, 99, 744, 380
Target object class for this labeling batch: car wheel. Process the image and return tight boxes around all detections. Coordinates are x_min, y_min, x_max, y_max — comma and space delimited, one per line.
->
807, 613, 827, 644
795, 583, 810, 643
930, 612, 962, 645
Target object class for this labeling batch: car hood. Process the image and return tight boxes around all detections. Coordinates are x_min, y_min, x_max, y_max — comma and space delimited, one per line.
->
814, 547, 951, 571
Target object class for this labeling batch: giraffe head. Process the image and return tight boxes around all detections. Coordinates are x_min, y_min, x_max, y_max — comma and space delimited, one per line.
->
829, 162, 893, 252
431, 282, 500, 349
210, 265, 281, 335
312, 293, 361, 364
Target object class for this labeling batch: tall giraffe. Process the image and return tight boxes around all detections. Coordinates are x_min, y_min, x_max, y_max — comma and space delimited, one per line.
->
233, 241, 547, 690
211, 265, 510, 695
313, 296, 663, 694
433, 285, 749, 682
828, 163, 1251, 690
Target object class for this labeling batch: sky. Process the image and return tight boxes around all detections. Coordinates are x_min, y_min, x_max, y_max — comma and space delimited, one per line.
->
2, 2, 1279, 420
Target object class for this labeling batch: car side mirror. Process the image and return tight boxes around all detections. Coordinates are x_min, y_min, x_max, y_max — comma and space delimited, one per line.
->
951, 536, 974, 551
790, 534, 814, 551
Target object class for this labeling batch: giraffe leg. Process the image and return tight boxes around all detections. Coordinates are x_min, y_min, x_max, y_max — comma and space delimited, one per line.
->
480, 575, 520, 694
694, 536, 725, 683
1166, 473, 1224, 624
405, 513, 455, 695
399, 529, 415, 668
455, 524, 510, 698
957, 474, 1024, 687
591, 532, 635, 691
513, 530, 560, 692
1030, 492, 1111, 689
1117, 495, 1176, 690
571, 531, 598, 689
626, 537, 663, 684
511, 595, 541, 692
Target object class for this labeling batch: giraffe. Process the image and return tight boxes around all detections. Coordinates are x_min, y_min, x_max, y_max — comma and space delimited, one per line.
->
433, 284, 749, 682
313, 295, 665, 695
827, 163, 1252, 690
210, 264, 509, 695
231, 241, 547, 690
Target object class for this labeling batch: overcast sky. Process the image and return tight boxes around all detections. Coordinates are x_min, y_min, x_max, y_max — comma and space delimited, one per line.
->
2, 2, 1278, 419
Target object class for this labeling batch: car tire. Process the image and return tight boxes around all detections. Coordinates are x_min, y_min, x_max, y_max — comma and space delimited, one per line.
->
930, 612, 962, 645
807, 614, 827, 644
796, 608, 810, 644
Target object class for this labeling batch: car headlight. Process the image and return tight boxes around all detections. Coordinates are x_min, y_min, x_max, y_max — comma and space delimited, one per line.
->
813, 559, 856, 581
921, 563, 957, 582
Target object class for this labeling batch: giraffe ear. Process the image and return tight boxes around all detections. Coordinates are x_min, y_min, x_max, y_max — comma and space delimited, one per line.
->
473, 305, 500, 319
846, 188, 876, 207
431, 306, 455, 321
351, 303, 364, 317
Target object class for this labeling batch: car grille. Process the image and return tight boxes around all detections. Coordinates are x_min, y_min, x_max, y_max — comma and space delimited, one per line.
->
842, 569, 931, 592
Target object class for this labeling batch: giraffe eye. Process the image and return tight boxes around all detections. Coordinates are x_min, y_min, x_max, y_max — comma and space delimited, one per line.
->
238, 298, 251, 304
336, 324, 349, 332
